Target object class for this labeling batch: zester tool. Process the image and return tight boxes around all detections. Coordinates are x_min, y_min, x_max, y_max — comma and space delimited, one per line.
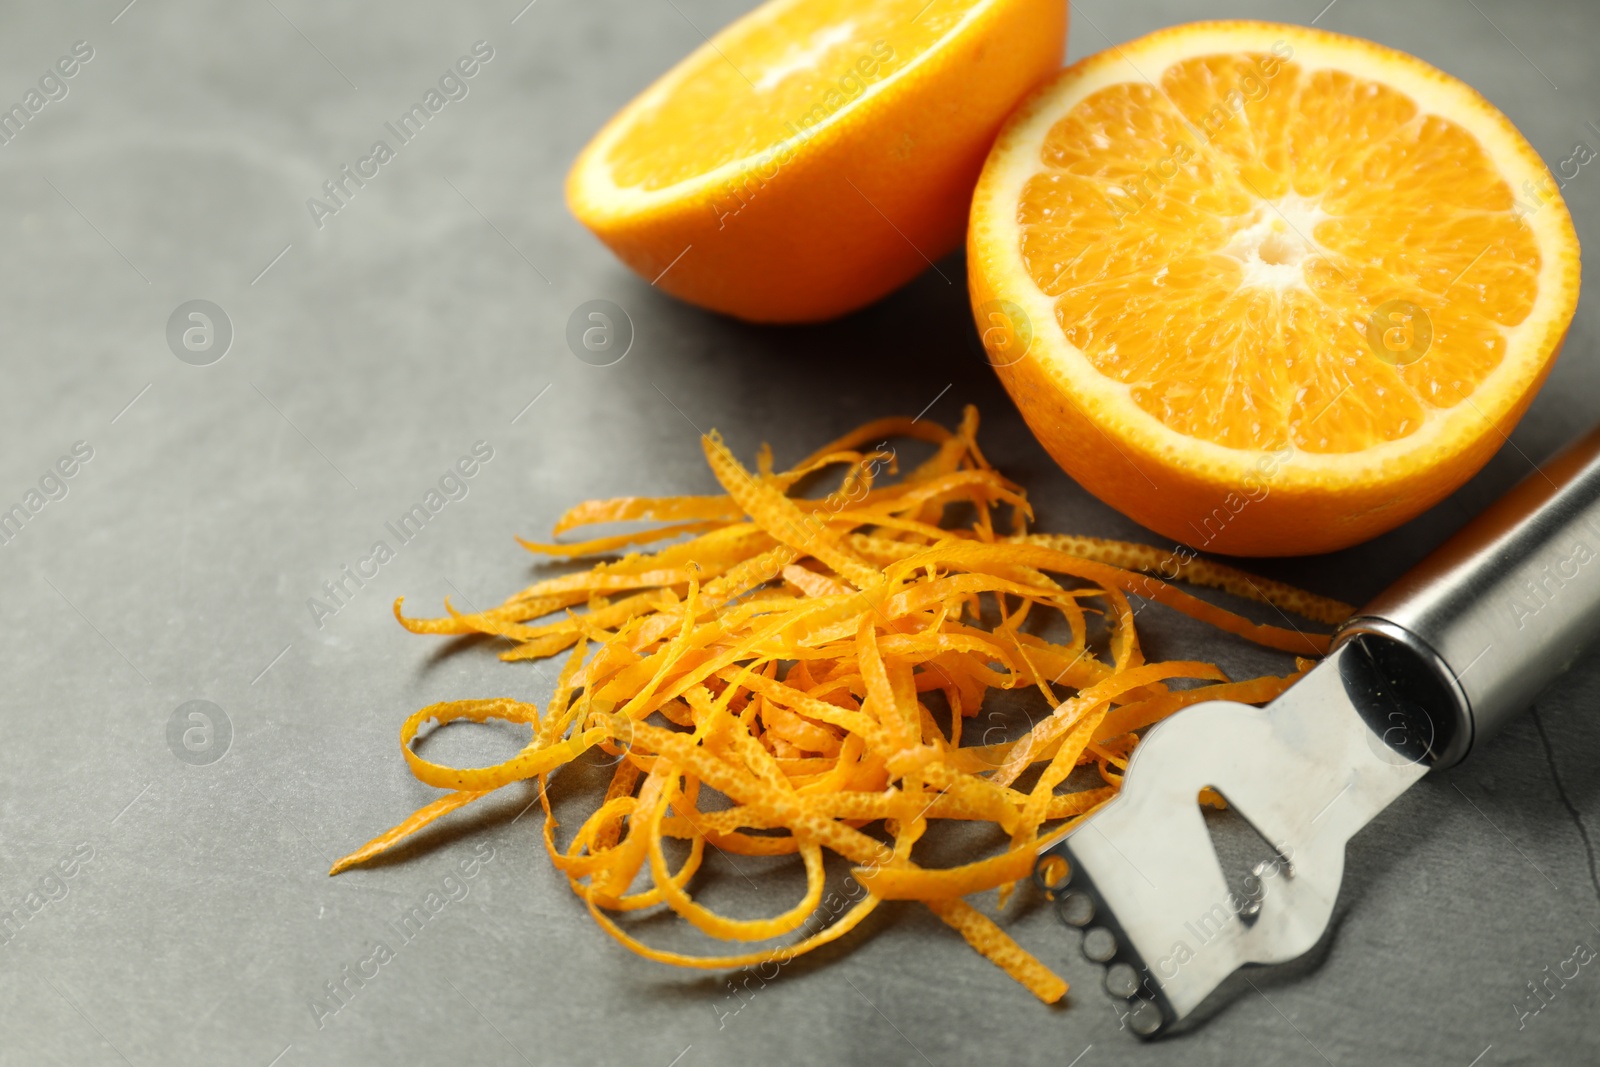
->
1035, 425, 1600, 1036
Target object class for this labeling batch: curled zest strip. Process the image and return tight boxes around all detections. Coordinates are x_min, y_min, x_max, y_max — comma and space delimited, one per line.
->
333, 406, 1351, 1006
400, 698, 595, 791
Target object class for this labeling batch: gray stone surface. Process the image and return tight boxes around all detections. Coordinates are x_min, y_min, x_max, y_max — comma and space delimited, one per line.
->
0, 0, 1596, 1064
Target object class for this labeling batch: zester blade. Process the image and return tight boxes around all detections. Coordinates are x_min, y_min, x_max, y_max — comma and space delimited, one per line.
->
1033, 636, 1435, 1035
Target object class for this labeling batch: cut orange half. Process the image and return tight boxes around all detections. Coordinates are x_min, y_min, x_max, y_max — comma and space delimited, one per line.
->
568, 0, 1066, 323
969, 21, 1580, 556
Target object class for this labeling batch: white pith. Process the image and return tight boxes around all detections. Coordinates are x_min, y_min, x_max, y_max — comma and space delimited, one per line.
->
754, 20, 859, 91
1218, 194, 1328, 292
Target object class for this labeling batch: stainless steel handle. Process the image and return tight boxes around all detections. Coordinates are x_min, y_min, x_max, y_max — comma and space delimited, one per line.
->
1335, 426, 1600, 768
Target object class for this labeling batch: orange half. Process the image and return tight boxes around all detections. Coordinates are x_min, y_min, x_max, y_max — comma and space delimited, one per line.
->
969, 21, 1580, 555
570, 0, 1067, 322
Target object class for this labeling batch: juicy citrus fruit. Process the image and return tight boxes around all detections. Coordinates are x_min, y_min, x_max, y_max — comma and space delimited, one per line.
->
968, 21, 1580, 556
568, 0, 1066, 323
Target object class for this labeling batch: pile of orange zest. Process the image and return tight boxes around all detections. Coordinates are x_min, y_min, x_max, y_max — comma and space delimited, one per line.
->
332, 407, 1350, 1004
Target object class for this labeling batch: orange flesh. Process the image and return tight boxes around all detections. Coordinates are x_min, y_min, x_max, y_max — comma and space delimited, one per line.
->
608, 0, 984, 189
1019, 52, 1541, 453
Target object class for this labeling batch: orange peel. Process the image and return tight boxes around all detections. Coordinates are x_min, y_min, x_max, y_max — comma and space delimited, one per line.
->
334, 407, 1350, 1005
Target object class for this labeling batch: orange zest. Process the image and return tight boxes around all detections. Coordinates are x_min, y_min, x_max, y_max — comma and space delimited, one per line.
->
334, 407, 1351, 1003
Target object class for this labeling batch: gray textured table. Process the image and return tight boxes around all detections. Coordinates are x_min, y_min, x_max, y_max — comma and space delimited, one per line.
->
1, 1, 1596, 1064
